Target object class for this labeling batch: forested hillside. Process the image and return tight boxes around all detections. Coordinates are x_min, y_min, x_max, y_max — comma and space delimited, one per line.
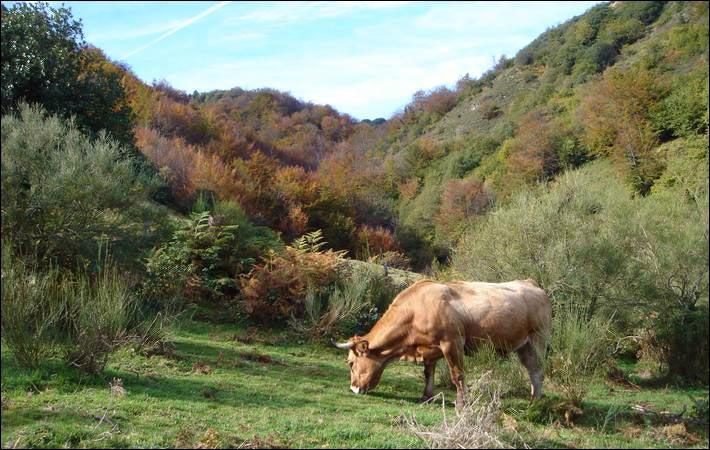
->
95, 1, 708, 271
1, 1, 708, 448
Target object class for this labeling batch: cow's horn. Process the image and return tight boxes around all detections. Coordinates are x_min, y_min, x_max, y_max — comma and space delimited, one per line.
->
332, 339, 354, 350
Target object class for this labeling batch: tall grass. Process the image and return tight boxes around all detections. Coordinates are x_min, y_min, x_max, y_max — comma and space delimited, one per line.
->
1, 244, 141, 373
289, 265, 398, 339
1, 247, 64, 368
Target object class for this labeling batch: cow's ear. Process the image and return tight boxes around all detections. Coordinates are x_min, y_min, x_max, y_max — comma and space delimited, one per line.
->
355, 340, 369, 355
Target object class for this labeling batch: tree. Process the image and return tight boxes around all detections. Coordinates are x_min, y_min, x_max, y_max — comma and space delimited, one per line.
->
1, 2, 133, 145
435, 177, 494, 243
578, 67, 664, 194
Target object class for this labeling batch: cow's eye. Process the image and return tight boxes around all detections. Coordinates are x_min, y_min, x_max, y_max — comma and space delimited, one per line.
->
348, 361, 354, 368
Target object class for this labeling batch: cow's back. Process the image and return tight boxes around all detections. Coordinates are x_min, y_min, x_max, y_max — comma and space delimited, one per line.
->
404, 279, 551, 353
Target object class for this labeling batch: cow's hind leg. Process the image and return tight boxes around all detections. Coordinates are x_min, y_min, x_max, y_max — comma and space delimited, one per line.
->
516, 333, 546, 399
440, 339, 466, 410
420, 362, 436, 402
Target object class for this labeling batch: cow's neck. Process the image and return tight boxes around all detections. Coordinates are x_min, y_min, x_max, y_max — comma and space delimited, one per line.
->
364, 303, 413, 356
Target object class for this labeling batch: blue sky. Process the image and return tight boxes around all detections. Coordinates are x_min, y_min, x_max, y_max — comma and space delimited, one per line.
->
56, 1, 602, 120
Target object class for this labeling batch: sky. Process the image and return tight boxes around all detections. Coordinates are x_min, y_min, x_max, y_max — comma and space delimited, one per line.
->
53, 1, 602, 120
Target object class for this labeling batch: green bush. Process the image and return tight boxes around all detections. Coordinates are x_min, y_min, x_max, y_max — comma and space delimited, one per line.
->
1, 104, 167, 271
452, 161, 633, 317
547, 305, 615, 405
61, 267, 138, 373
451, 160, 708, 382
1, 246, 65, 368
288, 261, 401, 340
652, 74, 709, 140
143, 200, 281, 313
652, 307, 709, 384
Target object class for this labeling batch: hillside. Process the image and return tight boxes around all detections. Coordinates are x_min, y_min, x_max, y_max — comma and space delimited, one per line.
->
375, 1, 708, 266
81, 2, 704, 272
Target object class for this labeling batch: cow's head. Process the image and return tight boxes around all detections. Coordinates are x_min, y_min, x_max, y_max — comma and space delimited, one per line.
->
333, 337, 387, 394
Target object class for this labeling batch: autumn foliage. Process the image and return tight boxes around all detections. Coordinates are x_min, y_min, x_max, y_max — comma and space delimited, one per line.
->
578, 67, 663, 194
240, 244, 345, 323
435, 177, 494, 239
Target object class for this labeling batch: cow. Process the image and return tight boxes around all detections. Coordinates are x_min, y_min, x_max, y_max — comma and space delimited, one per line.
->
333, 278, 551, 409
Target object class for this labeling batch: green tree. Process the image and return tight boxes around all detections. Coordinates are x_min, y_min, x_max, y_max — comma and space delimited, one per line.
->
1, 2, 134, 145
1, 104, 167, 270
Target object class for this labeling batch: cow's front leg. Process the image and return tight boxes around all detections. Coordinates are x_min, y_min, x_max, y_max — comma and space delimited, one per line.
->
440, 340, 466, 410
420, 362, 436, 402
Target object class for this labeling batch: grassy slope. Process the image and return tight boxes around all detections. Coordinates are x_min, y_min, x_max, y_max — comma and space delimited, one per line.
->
2, 320, 707, 449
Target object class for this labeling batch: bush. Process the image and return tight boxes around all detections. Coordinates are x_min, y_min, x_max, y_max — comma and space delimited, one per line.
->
1, 246, 65, 368
355, 225, 399, 260
143, 201, 281, 314
62, 267, 138, 373
651, 74, 709, 140
547, 306, 615, 405
1, 104, 167, 271
289, 265, 392, 340
240, 231, 345, 323
367, 251, 412, 271
652, 307, 709, 384
451, 160, 708, 383
290, 252, 422, 341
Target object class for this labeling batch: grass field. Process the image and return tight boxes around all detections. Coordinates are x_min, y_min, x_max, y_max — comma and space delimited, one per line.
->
2, 318, 708, 448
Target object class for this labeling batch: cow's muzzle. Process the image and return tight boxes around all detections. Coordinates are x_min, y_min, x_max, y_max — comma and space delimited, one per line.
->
350, 385, 367, 395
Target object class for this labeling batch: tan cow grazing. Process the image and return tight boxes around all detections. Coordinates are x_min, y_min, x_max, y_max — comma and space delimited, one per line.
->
334, 278, 551, 409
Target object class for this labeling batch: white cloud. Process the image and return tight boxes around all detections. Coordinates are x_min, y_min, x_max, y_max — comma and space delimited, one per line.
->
163, 41, 492, 119
90, 0, 603, 118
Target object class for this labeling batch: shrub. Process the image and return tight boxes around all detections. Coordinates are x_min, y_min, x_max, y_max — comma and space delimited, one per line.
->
289, 266, 390, 339
62, 267, 138, 373
651, 307, 709, 384
1, 246, 64, 368
451, 159, 708, 383
143, 201, 281, 313
651, 74, 709, 140
547, 306, 615, 405
630, 185, 709, 383
1, 104, 166, 271
240, 231, 345, 323
452, 161, 633, 317
367, 251, 412, 271
355, 225, 399, 260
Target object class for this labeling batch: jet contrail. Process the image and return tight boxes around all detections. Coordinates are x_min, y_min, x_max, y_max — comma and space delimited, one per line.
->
122, 1, 232, 60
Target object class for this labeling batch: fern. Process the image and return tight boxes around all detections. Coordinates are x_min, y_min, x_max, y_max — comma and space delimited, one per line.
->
292, 230, 327, 254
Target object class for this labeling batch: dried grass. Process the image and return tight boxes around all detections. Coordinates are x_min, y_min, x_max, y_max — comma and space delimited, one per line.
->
405, 371, 520, 449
